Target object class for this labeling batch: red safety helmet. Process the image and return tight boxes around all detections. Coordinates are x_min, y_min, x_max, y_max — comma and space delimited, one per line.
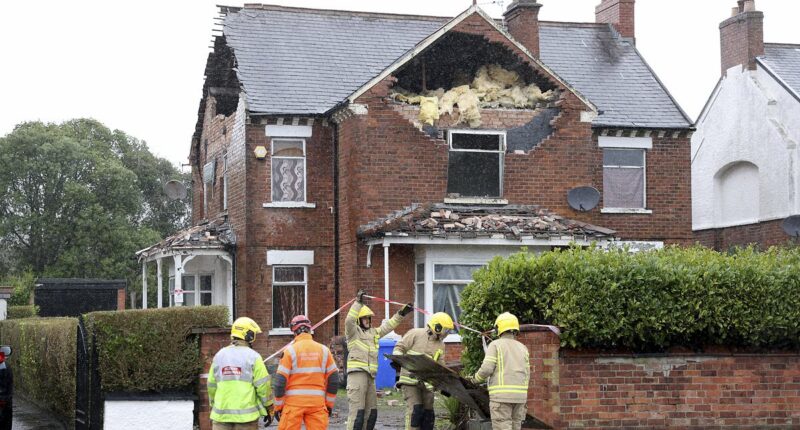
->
289, 315, 312, 334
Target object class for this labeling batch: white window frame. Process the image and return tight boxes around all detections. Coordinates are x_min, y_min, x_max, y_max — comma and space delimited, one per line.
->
203, 161, 215, 216
414, 263, 425, 329
270, 138, 308, 204
198, 273, 214, 306
428, 262, 486, 342
171, 273, 214, 307
601, 148, 650, 213
447, 130, 506, 199
270, 265, 308, 335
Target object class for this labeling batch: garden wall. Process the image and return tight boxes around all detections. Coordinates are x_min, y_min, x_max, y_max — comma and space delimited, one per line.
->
521, 326, 800, 429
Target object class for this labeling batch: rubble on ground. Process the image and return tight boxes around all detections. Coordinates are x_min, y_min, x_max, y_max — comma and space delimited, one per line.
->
389, 64, 556, 127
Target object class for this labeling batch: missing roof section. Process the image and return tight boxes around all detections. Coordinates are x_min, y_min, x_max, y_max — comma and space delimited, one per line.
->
506, 108, 559, 152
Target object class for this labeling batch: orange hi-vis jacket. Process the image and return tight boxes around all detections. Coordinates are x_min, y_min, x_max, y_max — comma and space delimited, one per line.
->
274, 333, 338, 411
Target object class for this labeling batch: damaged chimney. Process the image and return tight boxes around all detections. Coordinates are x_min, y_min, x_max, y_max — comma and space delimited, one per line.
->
595, 0, 635, 44
719, 0, 764, 76
504, 0, 543, 57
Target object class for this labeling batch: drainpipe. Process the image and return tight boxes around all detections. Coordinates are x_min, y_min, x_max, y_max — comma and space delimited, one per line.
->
383, 242, 390, 320
333, 122, 341, 335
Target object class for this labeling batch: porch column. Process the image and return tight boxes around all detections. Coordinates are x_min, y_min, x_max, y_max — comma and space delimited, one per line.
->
156, 258, 163, 308
142, 262, 148, 309
173, 254, 183, 307
220, 255, 234, 323
383, 242, 390, 320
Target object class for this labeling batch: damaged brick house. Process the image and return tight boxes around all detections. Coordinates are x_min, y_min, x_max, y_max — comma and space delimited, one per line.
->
138, 0, 692, 352
692, 0, 800, 250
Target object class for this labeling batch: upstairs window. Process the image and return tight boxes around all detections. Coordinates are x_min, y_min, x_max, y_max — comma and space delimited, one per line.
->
221, 153, 228, 211
447, 131, 505, 198
203, 160, 216, 216
603, 148, 646, 209
271, 139, 306, 202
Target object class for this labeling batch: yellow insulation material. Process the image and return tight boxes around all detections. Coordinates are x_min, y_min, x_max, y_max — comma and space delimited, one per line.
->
418, 96, 440, 126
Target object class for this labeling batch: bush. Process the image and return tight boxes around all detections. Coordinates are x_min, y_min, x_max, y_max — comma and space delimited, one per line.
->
459, 246, 800, 371
0, 317, 77, 422
85, 306, 228, 393
7, 305, 38, 319
6, 271, 35, 306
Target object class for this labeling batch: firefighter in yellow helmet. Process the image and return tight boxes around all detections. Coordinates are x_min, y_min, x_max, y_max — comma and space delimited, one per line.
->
345, 290, 413, 430
392, 312, 453, 430
470, 313, 530, 430
207, 317, 274, 430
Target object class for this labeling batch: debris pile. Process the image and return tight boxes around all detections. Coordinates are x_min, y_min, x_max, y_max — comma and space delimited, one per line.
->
389, 64, 556, 127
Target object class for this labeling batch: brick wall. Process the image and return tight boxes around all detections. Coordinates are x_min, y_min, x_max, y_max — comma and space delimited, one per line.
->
719, 8, 764, 75
519, 328, 800, 429
693, 219, 793, 250
195, 328, 231, 430
595, 0, 636, 41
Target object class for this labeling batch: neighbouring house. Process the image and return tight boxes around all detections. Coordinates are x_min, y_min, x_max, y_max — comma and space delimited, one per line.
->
692, 0, 800, 250
138, 0, 692, 352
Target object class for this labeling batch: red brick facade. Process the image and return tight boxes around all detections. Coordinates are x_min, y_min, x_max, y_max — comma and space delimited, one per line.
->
719, 6, 764, 75
595, 0, 636, 42
693, 219, 793, 250
520, 327, 800, 429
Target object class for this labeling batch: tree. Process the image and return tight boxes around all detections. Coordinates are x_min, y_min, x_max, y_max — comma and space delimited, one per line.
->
0, 119, 189, 289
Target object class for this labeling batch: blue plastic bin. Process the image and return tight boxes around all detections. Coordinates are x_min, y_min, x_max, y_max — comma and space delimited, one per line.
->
375, 338, 398, 390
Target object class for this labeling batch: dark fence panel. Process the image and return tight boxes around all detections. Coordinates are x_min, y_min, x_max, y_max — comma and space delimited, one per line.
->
35, 278, 125, 317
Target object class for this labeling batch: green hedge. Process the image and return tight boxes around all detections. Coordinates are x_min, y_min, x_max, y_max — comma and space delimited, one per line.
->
459, 246, 800, 371
0, 318, 77, 422
7, 305, 38, 319
85, 306, 228, 393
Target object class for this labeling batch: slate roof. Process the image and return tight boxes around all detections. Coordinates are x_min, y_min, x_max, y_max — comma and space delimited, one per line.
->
136, 218, 235, 261
219, 5, 691, 128
758, 43, 800, 100
357, 203, 616, 241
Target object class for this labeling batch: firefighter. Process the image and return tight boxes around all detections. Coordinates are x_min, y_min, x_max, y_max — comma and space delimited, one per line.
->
274, 315, 339, 430
207, 317, 273, 430
392, 312, 453, 430
470, 312, 530, 430
345, 290, 413, 430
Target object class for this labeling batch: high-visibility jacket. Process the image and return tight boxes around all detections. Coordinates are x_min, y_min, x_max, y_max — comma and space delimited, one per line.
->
474, 333, 530, 403
274, 333, 339, 411
345, 301, 403, 376
392, 328, 445, 386
208, 340, 273, 423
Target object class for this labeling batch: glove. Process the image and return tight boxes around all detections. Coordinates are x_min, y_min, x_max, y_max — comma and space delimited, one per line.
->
390, 361, 402, 373
398, 303, 414, 317
465, 375, 479, 385
274, 410, 281, 422
356, 289, 368, 303
263, 413, 273, 426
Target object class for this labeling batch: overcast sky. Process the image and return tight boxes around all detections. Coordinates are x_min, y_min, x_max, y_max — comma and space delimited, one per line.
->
1, 0, 798, 167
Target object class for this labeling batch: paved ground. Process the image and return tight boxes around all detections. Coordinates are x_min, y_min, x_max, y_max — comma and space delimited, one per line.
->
12, 397, 66, 430
326, 388, 451, 430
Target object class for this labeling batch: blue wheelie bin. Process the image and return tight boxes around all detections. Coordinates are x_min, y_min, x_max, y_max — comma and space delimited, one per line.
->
375, 338, 398, 390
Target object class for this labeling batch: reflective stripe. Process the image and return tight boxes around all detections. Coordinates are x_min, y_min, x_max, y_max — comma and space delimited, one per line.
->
274, 399, 284, 406
398, 375, 418, 385
254, 376, 270, 386
207, 382, 217, 388
212, 406, 260, 415
321, 345, 330, 369
348, 340, 372, 351
347, 360, 377, 368
484, 357, 497, 363
489, 387, 528, 394
289, 366, 326, 374
286, 346, 298, 369
216, 374, 253, 383
286, 389, 326, 397
475, 374, 487, 383
326, 364, 338, 373
277, 365, 291, 375
326, 394, 336, 402
348, 309, 359, 318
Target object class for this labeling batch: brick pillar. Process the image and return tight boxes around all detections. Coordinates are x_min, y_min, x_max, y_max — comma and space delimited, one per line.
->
719, 0, 764, 75
194, 327, 232, 430
518, 325, 560, 428
503, 0, 543, 57
117, 287, 126, 310
595, 0, 636, 43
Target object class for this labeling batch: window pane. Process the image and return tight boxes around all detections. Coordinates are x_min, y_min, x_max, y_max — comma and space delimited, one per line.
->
603, 149, 644, 167
200, 275, 213, 292
434, 264, 483, 281
433, 283, 466, 322
183, 292, 196, 307
451, 133, 502, 151
182, 276, 196, 292
416, 264, 424, 282
273, 139, 304, 157
201, 292, 212, 306
604, 167, 644, 208
274, 267, 305, 283
447, 152, 500, 197
272, 158, 306, 202
273, 284, 305, 328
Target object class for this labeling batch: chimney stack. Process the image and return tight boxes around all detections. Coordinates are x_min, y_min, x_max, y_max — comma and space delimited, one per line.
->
719, 0, 764, 76
503, 0, 543, 57
595, 0, 636, 44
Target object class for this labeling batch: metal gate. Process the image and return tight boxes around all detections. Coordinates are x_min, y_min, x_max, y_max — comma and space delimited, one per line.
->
75, 317, 102, 430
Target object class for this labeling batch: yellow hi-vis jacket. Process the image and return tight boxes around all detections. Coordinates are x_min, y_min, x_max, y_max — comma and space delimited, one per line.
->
345, 301, 403, 376
392, 327, 445, 386
474, 332, 530, 404
208, 340, 273, 423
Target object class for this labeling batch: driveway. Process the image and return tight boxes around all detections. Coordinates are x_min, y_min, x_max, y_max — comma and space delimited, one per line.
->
12, 398, 66, 429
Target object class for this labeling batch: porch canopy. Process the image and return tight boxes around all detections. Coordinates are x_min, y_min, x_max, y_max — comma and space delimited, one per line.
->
136, 219, 235, 316
357, 203, 617, 323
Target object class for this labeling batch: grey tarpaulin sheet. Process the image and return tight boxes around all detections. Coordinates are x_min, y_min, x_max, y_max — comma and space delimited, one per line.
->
386, 354, 552, 429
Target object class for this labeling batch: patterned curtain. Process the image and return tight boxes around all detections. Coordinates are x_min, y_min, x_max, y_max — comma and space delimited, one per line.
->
272, 158, 305, 202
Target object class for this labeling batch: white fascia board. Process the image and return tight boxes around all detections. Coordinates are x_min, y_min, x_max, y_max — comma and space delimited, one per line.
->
366, 236, 608, 248
598, 136, 653, 149
265, 125, 313, 138
267, 250, 314, 266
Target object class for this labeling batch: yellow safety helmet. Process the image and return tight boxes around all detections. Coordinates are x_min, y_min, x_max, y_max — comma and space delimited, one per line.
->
231, 317, 262, 343
358, 305, 375, 319
494, 312, 520, 336
427, 312, 455, 335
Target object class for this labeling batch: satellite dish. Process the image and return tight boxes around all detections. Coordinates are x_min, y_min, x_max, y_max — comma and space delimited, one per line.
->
782, 215, 800, 237
163, 180, 188, 201
567, 186, 600, 212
